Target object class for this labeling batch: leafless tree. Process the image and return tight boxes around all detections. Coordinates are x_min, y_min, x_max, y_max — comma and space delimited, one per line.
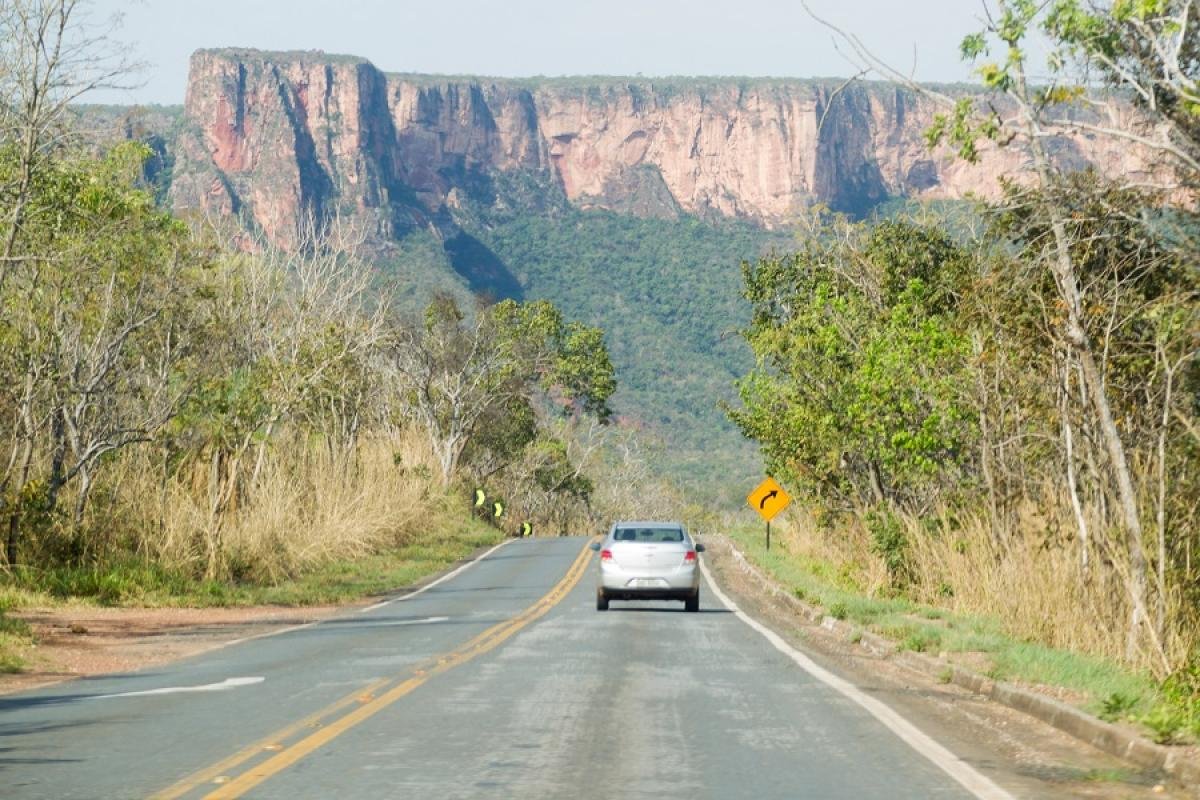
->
385, 298, 514, 485
0, 0, 136, 290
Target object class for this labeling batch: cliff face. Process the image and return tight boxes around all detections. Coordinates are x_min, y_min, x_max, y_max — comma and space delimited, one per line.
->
170, 49, 1147, 248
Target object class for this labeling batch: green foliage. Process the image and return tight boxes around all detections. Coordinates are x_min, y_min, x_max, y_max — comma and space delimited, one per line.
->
2, 520, 504, 608
0, 611, 32, 672
0, 142, 218, 564
398, 294, 614, 532
960, 32, 988, 60
1043, 0, 1200, 168
867, 512, 911, 587
529, 437, 593, 499
1149, 660, 1200, 741
1141, 703, 1188, 744
925, 98, 1002, 164
551, 323, 617, 421
492, 298, 616, 420
1099, 690, 1139, 721
728, 215, 976, 512
12, 559, 202, 605
464, 395, 538, 467
374, 229, 473, 314
900, 629, 941, 653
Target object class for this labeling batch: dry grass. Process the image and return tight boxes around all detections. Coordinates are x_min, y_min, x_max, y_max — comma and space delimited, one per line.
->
114, 430, 449, 583
770, 502, 1197, 675
728, 514, 1181, 735
906, 509, 1196, 673
906, 511, 1124, 660
772, 507, 891, 595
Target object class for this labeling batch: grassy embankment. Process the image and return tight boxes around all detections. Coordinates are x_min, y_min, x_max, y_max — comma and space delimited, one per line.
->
0, 435, 506, 674
0, 521, 502, 674
726, 516, 1199, 747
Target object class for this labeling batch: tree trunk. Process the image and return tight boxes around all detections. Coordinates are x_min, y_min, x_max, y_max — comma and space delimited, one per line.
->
1060, 356, 1090, 579
974, 334, 1003, 550
1073, 341, 1153, 659
998, 17, 1159, 663
5, 392, 36, 568
46, 407, 67, 511
1154, 360, 1174, 643
5, 510, 18, 568
867, 460, 886, 506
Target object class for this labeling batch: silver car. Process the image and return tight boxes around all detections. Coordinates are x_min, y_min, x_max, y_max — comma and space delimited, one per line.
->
590, 521, 705, 612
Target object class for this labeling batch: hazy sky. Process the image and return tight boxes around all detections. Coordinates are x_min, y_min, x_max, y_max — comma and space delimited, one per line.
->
90, 0, 997, 105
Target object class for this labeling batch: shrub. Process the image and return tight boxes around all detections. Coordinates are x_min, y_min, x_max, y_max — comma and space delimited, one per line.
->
867, 511, 912, 587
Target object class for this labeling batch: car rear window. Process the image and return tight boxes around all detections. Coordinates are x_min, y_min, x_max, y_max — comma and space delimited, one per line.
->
614, 528, 684, 542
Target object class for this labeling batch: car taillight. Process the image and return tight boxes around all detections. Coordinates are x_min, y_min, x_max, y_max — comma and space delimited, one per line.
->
683, 550, 697, 563
600, 549, 613, 562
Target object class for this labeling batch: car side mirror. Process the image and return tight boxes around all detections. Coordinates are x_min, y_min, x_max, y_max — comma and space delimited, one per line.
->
589, 541, 601, 552
695, 543, 706, 553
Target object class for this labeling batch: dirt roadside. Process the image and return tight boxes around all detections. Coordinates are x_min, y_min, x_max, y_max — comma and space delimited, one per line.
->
0, 602, 349, 696
701, 534, 1197, 800
0, 542, 508, 696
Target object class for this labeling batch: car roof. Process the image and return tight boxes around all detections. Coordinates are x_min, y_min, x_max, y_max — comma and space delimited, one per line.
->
611, 521, 684, 529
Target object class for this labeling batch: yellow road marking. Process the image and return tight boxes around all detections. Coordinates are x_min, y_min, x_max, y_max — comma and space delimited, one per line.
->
150, 540, 593, 800
148, 677, 392, 800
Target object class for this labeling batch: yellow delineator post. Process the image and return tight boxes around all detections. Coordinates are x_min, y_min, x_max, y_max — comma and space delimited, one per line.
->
747, 477, 791, 550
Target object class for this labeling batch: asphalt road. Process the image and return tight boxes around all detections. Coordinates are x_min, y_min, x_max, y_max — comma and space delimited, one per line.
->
2, 537, 1008, 799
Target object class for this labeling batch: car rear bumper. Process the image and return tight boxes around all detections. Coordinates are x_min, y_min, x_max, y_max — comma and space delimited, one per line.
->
597, 563, 699, 596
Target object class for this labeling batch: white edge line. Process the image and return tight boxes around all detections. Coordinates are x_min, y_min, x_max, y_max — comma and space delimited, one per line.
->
358, 539, 513, 613
92, 676, 265, 700
357, 616, 450, 628
215, 539, 514, 649
697, 556, 1016, 800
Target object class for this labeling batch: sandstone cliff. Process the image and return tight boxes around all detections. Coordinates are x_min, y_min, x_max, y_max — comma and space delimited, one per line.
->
169, 48, 1150, 249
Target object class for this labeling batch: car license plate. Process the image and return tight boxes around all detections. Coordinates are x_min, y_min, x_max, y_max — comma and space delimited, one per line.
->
632, 578, 665, 588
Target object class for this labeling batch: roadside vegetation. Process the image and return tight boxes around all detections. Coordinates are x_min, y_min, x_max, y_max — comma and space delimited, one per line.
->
0, 1, 621, 672
727, 521, 1197, 744
729, 0, 1199, 744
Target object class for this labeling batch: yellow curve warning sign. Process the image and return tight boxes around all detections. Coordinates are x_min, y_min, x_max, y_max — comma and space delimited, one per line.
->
747, 477, 791, 522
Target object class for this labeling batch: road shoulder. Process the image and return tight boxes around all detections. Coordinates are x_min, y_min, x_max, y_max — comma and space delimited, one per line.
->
0, 539, 510, 697
701, 534, 1193, 800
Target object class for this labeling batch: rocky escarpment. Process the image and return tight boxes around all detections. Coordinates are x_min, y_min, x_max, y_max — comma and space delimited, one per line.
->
169, 48, 1150, 249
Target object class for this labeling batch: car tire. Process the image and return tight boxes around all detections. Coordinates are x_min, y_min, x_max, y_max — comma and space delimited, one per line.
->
596, 589, 609, 611
685, 590, 699, 613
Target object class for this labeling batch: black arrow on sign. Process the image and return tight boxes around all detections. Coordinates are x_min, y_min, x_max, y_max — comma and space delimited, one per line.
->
759, 490, 778, 510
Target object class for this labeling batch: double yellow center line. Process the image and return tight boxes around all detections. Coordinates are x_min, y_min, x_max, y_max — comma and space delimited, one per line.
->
151, 540, 595, 800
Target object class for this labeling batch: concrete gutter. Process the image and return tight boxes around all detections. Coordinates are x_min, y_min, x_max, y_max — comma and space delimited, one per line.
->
714, 534, 1200, 789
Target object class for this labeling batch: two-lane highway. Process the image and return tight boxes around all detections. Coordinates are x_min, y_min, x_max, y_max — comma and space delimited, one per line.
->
4, 537, 1003, 799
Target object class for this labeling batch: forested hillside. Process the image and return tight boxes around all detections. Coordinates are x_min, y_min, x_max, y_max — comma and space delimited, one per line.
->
446, 175, 792, 499
265, 167, 791, 499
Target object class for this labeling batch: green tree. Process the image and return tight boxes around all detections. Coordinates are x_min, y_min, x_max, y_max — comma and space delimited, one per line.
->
0, 143, 215, 565
729, 217, 975, 514
388, 296, 615, 485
